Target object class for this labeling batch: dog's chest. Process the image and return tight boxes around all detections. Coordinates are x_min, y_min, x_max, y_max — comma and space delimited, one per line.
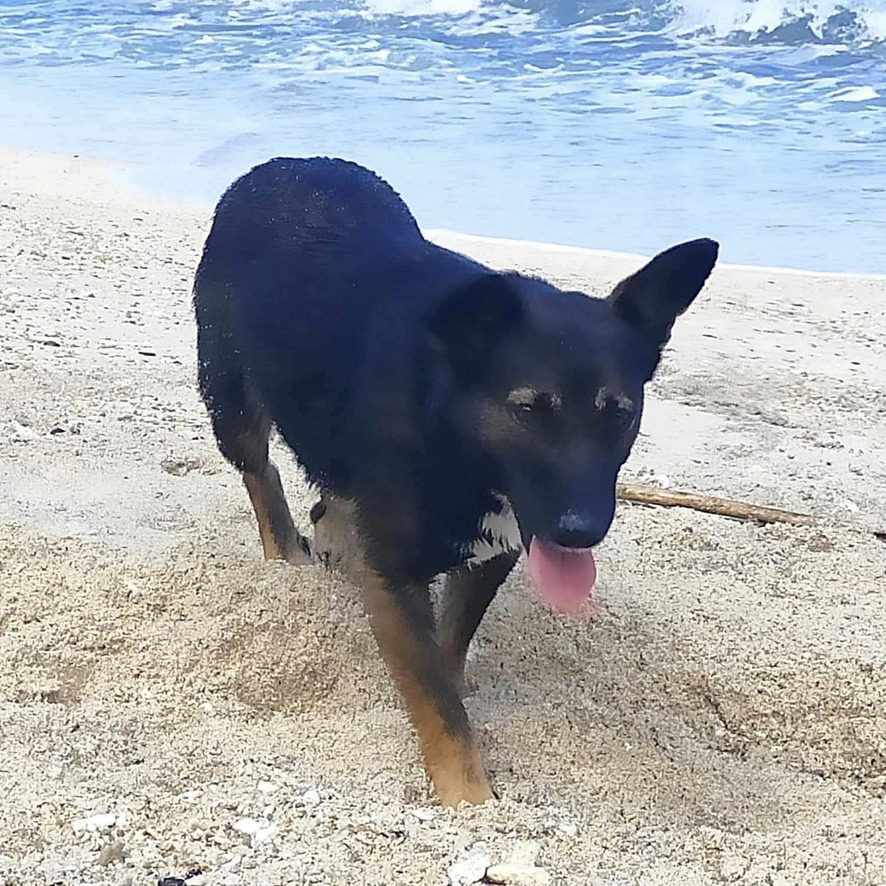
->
463, 499, 522, 566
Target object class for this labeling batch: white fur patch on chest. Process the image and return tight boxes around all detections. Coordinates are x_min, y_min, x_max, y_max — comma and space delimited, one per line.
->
464, 497, 522, 566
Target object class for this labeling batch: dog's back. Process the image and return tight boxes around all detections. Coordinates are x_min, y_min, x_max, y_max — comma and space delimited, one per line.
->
195, 155, 426, 371
194, 157, 482, 492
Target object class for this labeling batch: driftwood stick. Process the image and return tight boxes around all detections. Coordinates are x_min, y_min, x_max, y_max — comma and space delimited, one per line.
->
616, 482, 817, 527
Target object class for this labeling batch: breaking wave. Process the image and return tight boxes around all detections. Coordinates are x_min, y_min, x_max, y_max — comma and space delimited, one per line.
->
235, 0, 886, 45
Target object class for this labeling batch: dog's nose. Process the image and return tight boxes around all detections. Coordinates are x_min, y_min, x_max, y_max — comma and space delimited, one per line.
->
552, 511, 605, 550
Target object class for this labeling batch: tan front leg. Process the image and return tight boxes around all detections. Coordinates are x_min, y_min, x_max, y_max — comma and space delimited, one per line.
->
344, 545, 494, 807
365, 576, 494, 806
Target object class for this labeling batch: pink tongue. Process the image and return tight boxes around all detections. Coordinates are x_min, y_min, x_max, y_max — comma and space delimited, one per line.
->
526, 537, 597, 615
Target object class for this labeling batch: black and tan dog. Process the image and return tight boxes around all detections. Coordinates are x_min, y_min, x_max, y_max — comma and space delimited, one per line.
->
193, 157, 718, 806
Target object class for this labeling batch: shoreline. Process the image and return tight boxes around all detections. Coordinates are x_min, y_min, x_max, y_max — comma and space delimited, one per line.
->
428, 228, 886, 282
4, 143, 882, 281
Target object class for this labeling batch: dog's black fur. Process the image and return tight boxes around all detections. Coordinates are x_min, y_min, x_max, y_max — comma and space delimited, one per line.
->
193, 157, 719, 806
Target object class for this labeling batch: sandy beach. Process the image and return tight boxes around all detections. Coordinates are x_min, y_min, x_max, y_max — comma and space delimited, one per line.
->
1, 146, 885, 886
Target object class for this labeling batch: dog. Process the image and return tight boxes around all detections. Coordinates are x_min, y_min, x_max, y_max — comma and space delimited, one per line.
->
193, 156, 719, 807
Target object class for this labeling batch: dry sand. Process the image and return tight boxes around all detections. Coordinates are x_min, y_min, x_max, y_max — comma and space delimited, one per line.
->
0, 147, 884, 886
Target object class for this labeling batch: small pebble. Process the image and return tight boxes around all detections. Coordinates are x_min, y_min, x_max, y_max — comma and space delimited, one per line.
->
232, 817, 278, 848
447, 852, 490, 885
72, 812, 116, 833
233, 818, 261, 836
98, 841, 125, 866
557, 821, 578, 837
12, 421, 37, 441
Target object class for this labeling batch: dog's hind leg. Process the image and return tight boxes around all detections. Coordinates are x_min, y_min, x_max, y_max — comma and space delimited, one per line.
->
243, 459, 312, 565
196, 322, 311, 565
215, 409, 311, 565
437, 551, 519, 694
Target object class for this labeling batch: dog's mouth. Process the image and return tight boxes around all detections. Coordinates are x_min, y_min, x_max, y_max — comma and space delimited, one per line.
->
525, 537, 597, 616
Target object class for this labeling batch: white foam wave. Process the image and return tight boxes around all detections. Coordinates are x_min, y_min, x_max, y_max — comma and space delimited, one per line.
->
670, 0, 886, 43
135, 0, 886, 44
829, 84, 880, 101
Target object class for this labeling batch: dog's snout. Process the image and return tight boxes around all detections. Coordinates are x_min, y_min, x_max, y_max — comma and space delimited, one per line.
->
552, 511, 606, 550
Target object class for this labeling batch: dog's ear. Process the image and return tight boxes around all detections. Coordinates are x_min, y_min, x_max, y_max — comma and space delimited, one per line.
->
428, 273, 524, 375
608, 238, 719, 353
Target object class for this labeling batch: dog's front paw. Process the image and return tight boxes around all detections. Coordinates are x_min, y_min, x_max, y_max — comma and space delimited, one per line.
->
282, 530, 314, 567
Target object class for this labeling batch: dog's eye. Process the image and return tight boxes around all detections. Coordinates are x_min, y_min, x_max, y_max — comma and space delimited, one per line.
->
506, 388, 558, 421
607, 401, 636, 432
614, 405, 635, 429
594, 390, 636, 433
510, 400, 541, 417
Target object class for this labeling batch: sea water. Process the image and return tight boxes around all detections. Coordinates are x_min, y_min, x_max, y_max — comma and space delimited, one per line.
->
0, 0, 884, 272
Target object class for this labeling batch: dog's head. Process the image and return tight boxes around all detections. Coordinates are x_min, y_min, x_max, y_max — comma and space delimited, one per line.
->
428, 238, 718, 606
